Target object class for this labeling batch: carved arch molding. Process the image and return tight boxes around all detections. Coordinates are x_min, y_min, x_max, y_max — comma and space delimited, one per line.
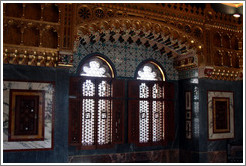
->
73, 4, 204, 72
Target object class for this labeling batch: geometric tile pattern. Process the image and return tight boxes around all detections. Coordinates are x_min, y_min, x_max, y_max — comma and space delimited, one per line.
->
70, 40, 179, 80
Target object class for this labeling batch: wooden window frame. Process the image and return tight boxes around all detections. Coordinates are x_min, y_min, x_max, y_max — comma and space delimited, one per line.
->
69, 76, 124, 150
128, 80, 175, 147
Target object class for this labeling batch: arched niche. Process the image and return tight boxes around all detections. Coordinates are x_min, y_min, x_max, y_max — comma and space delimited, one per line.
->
222, 35, 230, 49
43, 4, 59, 22
232, 55, 239, 68
193, 27, 203, 39
24, 3, 41, 20
23, 27, 40, 47
233, 37, 239, 50
223, 52, 230, 67
42, 29, 58, 48
214, 51, 221, 66
5, 3, 23, 18
213, 32, 221, 47
4, 25, 21, 45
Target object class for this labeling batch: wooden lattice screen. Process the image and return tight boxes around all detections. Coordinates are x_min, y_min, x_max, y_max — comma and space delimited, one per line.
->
128, 80, 175, 146
68, 77, 124, 149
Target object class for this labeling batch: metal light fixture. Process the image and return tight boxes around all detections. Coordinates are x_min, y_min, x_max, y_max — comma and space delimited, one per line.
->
233, 13, 241, 18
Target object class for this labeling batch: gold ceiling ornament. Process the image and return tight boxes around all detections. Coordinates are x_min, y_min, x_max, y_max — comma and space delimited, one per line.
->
3, 3, 243, 81
201, 66, 243, 81
3, 44, 59, 67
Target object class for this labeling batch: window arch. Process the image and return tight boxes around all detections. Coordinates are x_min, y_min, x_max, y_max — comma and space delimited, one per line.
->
79, 56, 114, 78
78, 56, 115, 78
69, 55, 124, 149
136, 61, 165, 81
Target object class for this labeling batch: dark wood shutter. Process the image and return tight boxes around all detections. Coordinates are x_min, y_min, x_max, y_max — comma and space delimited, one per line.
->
112, 79, 125, 144
68, 77, 82, 145
68, 98, 81, 145
128, 80, 140, 143
164, 82, 175, 142
69, 77, 80, 97
128, 80, 140, 99
128, 99, 139, 144
165, 100, 175, 141
164, 82, 175, 99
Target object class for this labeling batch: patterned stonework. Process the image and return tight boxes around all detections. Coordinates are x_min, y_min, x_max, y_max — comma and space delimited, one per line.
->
3, 81, 54, 150
70, 41, 179, 80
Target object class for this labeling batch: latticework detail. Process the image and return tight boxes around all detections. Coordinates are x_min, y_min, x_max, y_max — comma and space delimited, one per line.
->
140, 83, 149, 98
139, 100, 149, 143
98, 99, 111, 145
82, 99, 95, 145
98, 81, 111, 97
82, 80, 95, 96
152, 101, 164, 142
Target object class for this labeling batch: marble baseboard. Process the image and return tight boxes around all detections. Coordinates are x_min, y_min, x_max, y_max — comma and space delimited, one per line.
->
180, 150, 227, 163
3, 81, 54, 151
69, 149, 179, 163
207, 151, 227, 163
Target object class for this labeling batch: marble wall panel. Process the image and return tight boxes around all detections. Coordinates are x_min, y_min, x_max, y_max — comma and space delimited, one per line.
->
69, 149, 179, 163
207, 91, 234, 140
3, 81, 54, 150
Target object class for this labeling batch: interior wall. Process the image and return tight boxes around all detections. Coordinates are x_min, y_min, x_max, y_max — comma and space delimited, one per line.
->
3, 64, 69, 163
198, 79, 243, 163
179, 78, 243, 163
68, 41, 180, 162
178, 78, 199, 163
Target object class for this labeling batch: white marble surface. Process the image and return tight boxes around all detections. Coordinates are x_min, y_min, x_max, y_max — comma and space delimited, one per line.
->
3, 81, 54, 150
208, 91, 234, 140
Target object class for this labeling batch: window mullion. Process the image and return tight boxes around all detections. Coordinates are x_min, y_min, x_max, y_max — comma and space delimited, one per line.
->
149, 83, 153, 144
94, 79, 99, 148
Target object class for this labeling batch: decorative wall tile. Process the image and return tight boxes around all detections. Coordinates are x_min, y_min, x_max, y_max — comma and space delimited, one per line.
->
3, 81, 54, 150
70, 41, 179, 80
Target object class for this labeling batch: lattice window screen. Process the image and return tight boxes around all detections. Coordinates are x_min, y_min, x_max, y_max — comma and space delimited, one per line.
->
81, 99, 95, 146
69, 57, 124, 149
128, 80, 173, 146
81, 79, 112, 147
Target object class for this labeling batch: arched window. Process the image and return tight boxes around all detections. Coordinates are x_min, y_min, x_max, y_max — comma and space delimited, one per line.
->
79, 57, 113, 78
69, 56, 124, 149
137, 62, 164, 81
128, 61, 174, 146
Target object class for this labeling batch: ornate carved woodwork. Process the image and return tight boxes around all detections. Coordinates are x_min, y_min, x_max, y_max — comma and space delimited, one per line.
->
69, 77, 125, 149
3, 3, 243, 80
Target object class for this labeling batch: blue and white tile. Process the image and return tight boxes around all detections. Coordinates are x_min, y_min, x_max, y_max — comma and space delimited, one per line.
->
70, 41, 179, 80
